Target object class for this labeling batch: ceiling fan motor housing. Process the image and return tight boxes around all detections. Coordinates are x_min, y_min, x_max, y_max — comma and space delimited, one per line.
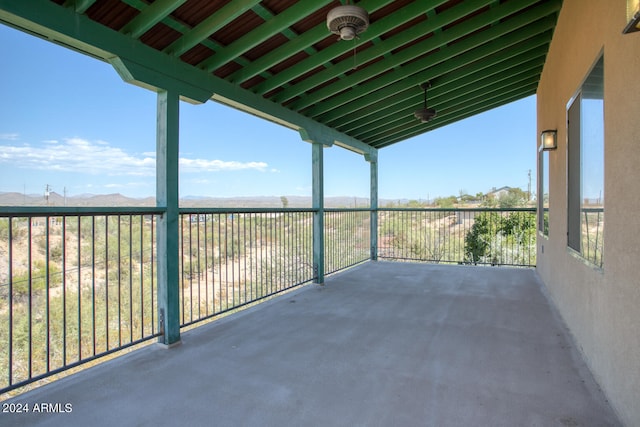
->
414, 108, 437, 123
327, 5, 370, 41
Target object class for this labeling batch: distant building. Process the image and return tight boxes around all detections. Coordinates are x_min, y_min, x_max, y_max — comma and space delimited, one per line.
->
486, 186, 512, 199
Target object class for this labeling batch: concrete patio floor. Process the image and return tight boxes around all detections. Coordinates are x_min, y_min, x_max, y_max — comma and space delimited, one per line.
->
2, 262, 620, 427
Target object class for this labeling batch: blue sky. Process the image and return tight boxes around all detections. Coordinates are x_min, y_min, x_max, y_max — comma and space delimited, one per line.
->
0, 24, 536, 201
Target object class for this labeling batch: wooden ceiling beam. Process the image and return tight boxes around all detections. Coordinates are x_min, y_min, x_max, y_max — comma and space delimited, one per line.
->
304, 5, 559, 120
277, 0, 498, 105
164, 0, 261, 57
326, 41, 550, 130
356, 73, 542, 141
120, 0, 187, 39
371, 85, 537, 147
252, 0, 437, 95
199, 0, 333, 72
348, 58, 545, 138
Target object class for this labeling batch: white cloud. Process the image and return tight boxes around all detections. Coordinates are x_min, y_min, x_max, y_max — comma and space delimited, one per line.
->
0, 133, 19, 141
0, 137, 271, 176
0, 137, 155, 176
179, 158, 268, 173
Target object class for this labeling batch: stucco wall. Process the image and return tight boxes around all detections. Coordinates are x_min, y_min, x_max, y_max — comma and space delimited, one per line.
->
536, 0, 640, 425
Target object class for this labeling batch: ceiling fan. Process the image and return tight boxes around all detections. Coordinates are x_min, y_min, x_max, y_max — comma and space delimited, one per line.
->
414, 82, 437, 123
326, 1, 369, 41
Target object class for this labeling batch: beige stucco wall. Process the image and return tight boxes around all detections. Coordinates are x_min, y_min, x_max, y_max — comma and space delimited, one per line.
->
536, 0, 640, 425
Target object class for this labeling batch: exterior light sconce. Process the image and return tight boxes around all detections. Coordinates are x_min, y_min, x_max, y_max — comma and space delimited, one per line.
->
541, 129, 557, 151
624, 0, 640, 33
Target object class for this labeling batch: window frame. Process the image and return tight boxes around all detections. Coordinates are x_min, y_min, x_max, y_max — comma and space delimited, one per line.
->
566, 54, 604, 268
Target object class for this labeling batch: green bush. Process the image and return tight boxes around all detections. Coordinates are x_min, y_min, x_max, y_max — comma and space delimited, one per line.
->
465, 212, 535, 264
11, 260, 62, 297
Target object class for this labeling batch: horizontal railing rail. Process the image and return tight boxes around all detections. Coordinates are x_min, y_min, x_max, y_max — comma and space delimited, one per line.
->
0, 208, 163, 394
378, 208, 537, 267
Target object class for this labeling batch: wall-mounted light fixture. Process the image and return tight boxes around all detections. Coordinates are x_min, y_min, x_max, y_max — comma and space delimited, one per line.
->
624, 0, 640, 33
541, 129, 557, 151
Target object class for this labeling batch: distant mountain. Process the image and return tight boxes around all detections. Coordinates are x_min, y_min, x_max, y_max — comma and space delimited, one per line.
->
0, 192, 154, 207
0, 192, 376, 208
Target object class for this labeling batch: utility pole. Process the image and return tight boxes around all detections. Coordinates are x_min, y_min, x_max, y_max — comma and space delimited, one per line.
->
527, 169, 532, 201
45, 184, 52, 206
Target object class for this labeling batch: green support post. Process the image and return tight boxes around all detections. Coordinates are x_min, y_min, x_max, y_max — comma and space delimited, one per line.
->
367, 151, 378, 261
312, 142, 325, 284
156, 89, 181, 346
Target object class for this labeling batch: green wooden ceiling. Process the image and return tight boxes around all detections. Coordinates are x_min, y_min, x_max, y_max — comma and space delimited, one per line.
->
0, 0, 562, 152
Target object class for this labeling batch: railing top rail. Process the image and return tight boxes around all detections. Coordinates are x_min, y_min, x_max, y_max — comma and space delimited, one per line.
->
324, 208, 373, 212
0, 206, 166, 217
378, 207, 537, 212
178, 207, 316, 214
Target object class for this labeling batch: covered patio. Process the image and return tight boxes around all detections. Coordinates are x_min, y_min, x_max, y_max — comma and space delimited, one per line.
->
2, 0, 640, 425
3, 263, 619, 426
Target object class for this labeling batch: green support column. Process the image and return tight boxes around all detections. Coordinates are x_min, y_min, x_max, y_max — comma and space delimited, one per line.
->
367, 151, 378, 261
312, 142, 325, 284
156, 89, 181, 346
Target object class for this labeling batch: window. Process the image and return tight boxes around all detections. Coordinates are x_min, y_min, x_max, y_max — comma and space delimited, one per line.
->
538, 149, 549, 236
567, 56, 604, 268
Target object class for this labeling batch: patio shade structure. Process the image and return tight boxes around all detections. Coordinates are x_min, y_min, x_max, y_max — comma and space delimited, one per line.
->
0, 0, 562, 346
0, 0, 561, 151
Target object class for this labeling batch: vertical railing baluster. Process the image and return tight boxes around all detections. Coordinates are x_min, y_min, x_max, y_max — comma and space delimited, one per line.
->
27, 217, 32, 379
128, 215, 133, 344
61, 216, 67, 366
105, 216, 110, 351
45, 216, 51, 372
117, 216, 122, 347
91, 216, 96, 356
77, 216, 82, 361
151, 215, 156, 335
243, 213, 247, 296
217, 214, 222, 313
180, 215, 185, 324
188, 215, 193, 323
8, 217, 13, 387
139, 215, 144, 340
595, 210, 602, 267
204, 215, 209, 318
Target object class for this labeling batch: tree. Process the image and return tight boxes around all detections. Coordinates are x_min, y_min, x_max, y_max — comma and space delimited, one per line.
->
464, 211, 536, 264
434, 196, 457, 208
464, 212, 500, 263
481, 194, 498, 208
498, 188, 528, 208
280, 196, 289, 209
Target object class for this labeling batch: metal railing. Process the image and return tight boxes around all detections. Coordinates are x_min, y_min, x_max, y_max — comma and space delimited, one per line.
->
581, 208, 604, 268
378, 208, 537, 267
324, 209, 371, 275
1, 205, 539, 395
0, 208, 163, 394
178, 209, 314, 328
